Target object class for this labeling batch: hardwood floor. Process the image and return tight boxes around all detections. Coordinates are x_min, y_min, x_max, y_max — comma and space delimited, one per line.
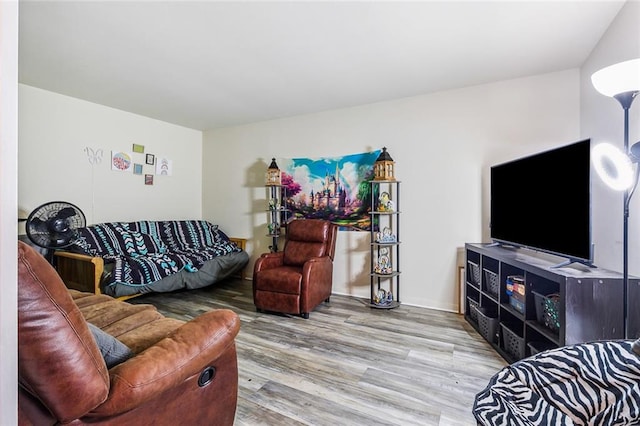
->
130, 278, 506, 425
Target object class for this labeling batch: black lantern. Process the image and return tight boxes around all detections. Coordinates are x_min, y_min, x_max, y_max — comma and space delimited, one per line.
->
266, 158, 282, 186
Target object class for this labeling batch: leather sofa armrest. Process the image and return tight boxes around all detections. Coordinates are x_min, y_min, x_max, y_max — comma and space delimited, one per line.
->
92, 309, 240, 416
54, 251, 104, 296
254, 251, 284, 273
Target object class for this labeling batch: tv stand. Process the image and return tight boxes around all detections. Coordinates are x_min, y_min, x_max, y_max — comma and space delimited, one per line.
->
549, 258, 597, 269
464, 243, 636, 363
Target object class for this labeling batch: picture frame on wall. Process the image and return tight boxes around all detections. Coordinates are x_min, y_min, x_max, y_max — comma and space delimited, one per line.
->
145, 174, 154, 185
146, 154, 155, 165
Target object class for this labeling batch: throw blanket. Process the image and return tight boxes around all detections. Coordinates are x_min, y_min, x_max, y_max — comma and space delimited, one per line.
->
73, 220, 242, 288
474, 341, 640, 425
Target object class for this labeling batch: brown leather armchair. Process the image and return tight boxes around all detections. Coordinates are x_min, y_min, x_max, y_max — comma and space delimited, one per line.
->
17, 241, 240, 425
253, 219, 337, 319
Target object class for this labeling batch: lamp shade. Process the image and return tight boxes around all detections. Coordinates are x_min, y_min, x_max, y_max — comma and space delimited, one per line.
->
591, 58, 640, 97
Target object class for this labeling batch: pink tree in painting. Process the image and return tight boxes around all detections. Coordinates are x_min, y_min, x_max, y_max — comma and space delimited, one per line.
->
281, 172, 301, 197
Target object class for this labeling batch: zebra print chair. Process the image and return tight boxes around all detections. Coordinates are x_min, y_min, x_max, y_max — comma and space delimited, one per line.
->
474, 339, 640, 425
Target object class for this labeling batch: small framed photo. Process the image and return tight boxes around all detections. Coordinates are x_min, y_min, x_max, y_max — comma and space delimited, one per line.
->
132, 143, 145, 153
145, 154, 155, 165
145, 174, 154, 185
133, 163, 143, 175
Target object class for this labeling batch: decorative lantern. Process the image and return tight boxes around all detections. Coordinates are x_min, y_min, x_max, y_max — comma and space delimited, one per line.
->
265, 158, 282, 186
374, 147, 395, 181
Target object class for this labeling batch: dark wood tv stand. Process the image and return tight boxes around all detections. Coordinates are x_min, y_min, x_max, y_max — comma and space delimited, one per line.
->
464, 243, 638, 363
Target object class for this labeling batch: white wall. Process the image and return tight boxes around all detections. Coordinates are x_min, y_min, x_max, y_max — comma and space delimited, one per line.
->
18, 85, 203, 227
1, 1, 19, 424
581, 1, 640, 277
203, 70, 580, 311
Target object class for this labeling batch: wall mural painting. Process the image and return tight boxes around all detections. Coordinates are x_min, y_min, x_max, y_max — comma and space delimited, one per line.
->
279, 150, 381, 231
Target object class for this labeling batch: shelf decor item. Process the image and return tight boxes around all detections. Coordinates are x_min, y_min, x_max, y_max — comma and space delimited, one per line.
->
375, 227, 396, 243
374, 247, 392, 274
373, 147, 395, 181
373, 288, 394, 306
377, 191, 395, 212
591, 57, 640, 339
265, 158, 282, 186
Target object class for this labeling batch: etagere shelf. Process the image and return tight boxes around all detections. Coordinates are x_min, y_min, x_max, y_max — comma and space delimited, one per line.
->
369, 180, 401, 309
266, 185, 289, 252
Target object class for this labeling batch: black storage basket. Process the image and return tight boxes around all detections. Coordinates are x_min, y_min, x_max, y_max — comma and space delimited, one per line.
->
468, 298, 480, 323
476, 307, 499, 344
467, 261, 480, 287
483, 269, 499, 297
500, 323, 525, 360
533, 291, 560, 333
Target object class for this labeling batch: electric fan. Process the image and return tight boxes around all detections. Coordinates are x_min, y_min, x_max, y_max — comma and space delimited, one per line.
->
25, 201, 86, 249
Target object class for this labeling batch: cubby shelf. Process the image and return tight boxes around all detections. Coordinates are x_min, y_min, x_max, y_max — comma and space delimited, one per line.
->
464, 243, 634, 363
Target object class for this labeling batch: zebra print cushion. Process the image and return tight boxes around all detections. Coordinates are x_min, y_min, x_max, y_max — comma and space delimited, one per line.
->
474, 341, 640, 425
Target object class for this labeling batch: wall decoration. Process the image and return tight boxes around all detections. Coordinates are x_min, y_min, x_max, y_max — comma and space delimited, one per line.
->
111, 151, 133, 172
133, 164, 143, 175
84, 147, 103, 165
132, 143, 145, 153
278, 150, 381, 231
145, 174, 154, 185
146, 154, 155, 165
155, 157, 173, 176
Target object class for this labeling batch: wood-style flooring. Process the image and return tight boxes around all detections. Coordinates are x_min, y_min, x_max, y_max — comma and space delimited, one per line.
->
130, 278, 506, 426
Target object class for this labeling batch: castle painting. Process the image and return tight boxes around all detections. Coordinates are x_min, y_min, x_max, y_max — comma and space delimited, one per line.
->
279, 150, 381, 231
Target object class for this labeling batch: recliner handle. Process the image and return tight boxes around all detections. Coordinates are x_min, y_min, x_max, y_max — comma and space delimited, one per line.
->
198, 366, 216, 387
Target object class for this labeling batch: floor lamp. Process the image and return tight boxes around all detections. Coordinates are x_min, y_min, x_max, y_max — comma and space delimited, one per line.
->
591, 58, 640, 340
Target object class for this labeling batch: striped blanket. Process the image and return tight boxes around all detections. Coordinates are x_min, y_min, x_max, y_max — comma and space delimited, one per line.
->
73, 220, 242, 288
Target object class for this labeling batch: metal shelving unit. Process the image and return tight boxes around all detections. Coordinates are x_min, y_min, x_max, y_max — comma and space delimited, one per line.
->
369, 180, 401, 309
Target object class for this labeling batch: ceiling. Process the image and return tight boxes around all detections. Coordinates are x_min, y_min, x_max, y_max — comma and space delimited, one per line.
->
18, 1, 626, 131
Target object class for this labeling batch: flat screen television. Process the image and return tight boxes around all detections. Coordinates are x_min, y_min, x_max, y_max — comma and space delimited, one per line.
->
490, 139, 592, 265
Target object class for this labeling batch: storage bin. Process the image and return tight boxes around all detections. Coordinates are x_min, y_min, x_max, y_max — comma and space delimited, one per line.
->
483, 269, 499, 297
476, 307, 499, 344
533, 291, 560, 333
500, 323, 525, 360
468, 298, 480, 323
468, 261, 480, 286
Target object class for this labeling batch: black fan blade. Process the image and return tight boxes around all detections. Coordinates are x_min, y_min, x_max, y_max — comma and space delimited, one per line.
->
29, 217, 49, 232
55, 207, 77, 220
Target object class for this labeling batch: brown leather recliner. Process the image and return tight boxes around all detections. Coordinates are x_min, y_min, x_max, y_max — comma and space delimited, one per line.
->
253, 219, 337, 319
17, 241, 240, 425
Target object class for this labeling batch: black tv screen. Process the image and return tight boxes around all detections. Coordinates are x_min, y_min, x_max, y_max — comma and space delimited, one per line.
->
490, 139, 592, 264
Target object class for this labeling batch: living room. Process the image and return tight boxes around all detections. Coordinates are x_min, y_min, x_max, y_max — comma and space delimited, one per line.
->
2, 1, 640, 424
